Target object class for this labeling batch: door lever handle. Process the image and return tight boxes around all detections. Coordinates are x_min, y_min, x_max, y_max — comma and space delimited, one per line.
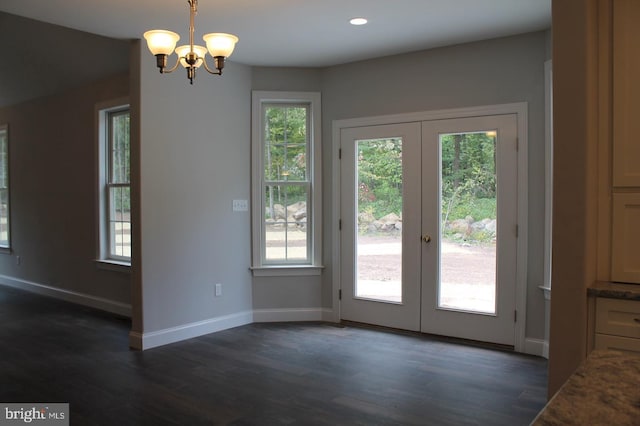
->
422, 235, 432, 243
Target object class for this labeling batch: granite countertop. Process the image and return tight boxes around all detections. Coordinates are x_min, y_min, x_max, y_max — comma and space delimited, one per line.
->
531, 350, 640, 425
588, 281, 640, 301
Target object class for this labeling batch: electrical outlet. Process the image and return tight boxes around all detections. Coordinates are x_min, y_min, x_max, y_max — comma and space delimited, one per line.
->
15, 255, 20, 266
232, 199, 248, 212
215, 283, 222, 297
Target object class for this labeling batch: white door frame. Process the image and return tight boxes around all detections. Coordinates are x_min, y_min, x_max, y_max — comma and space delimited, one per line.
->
330, 102, 529, 353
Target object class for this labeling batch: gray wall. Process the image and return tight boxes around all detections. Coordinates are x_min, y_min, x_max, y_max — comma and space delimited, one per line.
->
253, 31, 548, 340
137, 50, 254, 334
0, 73, 131, 308
0, 12, 129, 108
0, 21, 548, 345
251, 68, 324, 312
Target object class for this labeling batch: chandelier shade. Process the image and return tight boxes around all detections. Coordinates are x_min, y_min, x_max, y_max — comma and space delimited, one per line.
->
175, 44, 208, 69
143, 30, 180, 56
203, 33, 239, 58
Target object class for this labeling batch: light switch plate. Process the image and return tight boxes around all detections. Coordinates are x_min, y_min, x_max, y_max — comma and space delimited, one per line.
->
232, 199, 248, 211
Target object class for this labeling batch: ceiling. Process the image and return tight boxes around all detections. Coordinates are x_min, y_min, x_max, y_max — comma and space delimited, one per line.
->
0, 0, 551, 68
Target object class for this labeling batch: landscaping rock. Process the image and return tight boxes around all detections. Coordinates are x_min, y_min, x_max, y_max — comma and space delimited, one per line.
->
266, 204, 286, 220
448, 219, 471, 235
293, 207, 306, 221
358, 211, 376, 225
287, 201, 306, 216
380, 213, 401, 224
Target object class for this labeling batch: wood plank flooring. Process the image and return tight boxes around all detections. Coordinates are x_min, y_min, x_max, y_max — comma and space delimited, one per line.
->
0, 286, 547, 425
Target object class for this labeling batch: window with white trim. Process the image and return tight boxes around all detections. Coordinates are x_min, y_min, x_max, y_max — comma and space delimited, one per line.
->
251, 92, 322, 273
98, 104, 131, 263
0, 124, 10, 249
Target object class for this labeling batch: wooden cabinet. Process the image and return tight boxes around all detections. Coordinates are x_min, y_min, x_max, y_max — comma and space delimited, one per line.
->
613, 0, 640, 187
611, 193, 640, 283
610, 0, 640, 283
594, 298, 640, 353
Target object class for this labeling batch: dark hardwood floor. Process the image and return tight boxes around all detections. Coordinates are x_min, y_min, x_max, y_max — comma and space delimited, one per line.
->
0, 286, 547, 425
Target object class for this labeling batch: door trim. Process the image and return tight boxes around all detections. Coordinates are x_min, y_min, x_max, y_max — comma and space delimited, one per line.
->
331, 102, 529, 353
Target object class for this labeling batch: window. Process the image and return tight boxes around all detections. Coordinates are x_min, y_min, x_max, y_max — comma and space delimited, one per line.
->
251, 92, 322, 274
98, 103, 131, 265
0, 124, 9, 249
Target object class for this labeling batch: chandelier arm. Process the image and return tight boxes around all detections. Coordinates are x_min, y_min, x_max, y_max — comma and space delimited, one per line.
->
201, 56, 223, 75
162, 57, 183, 74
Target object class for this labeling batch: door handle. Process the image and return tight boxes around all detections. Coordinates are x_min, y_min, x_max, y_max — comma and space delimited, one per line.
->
422, 234, 432, 243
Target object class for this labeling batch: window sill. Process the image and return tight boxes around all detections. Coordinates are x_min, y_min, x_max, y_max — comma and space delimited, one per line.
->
250, 265, 324, 277
0, 247, 11, 255
95, 259, 131, 274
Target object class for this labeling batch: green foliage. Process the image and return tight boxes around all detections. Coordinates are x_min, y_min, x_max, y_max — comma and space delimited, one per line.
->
263, 105, 312, 219
357, 139, 403, 218
110, 111, 130, 185
264, 106, 308, 181
446, 197, 496, 222
110, 110, 131, 213
441, 132, 497, 224
354, 132, 498, 242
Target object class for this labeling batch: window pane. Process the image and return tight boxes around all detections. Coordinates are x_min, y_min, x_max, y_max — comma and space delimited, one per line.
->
264, 184, 309, 262
110, 111, 130, 184
0, 189, 8, 246
0, 129, 7, 189
109, 186, 131, 258
264, 105, 308, 182
0, 127, 9, 247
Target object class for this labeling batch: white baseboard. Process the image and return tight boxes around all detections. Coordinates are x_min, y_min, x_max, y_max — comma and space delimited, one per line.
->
0, 274, 131, 317
130, 310, 253, 350
524, 337, 549, 358
322, 308, 337, 323
253, 307, 329, 323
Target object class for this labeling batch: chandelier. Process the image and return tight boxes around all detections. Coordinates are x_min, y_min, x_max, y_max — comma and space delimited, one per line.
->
143, 0, 239, 84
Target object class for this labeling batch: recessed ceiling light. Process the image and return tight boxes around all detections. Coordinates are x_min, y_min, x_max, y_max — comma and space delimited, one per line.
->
350, 18, 368, 26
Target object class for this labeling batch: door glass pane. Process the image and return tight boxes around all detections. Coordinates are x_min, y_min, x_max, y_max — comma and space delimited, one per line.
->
356, 138, 402, 303
439, 131, 497, 314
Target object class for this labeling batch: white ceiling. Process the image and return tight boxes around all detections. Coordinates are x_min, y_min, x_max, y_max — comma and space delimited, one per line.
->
0, 0, 551, 68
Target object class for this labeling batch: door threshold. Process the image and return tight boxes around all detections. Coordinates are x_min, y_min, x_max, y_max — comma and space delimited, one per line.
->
340, 320, 515, 353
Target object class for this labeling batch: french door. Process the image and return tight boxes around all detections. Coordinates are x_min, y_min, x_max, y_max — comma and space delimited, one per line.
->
340, 123, 422, 331
340, 114, 519, 346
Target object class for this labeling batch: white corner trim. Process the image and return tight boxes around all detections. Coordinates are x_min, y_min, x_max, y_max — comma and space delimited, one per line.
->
131, 310, 253, 350
539, 285, 551, 301
524, 337, 549, 358
0, 274, 131, 317
253, 307, 329, 323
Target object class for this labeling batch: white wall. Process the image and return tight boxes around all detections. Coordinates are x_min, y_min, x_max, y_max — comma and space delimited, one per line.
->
134, 47, 254, 348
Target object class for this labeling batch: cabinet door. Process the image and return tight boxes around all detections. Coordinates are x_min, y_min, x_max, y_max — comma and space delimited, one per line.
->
613, 0, 640, 186
612, 193, 640, 283
595, 334, 640, 354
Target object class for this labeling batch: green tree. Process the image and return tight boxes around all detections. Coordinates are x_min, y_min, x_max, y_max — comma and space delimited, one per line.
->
357, 138, 403, 218
441, 132, 496, 223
